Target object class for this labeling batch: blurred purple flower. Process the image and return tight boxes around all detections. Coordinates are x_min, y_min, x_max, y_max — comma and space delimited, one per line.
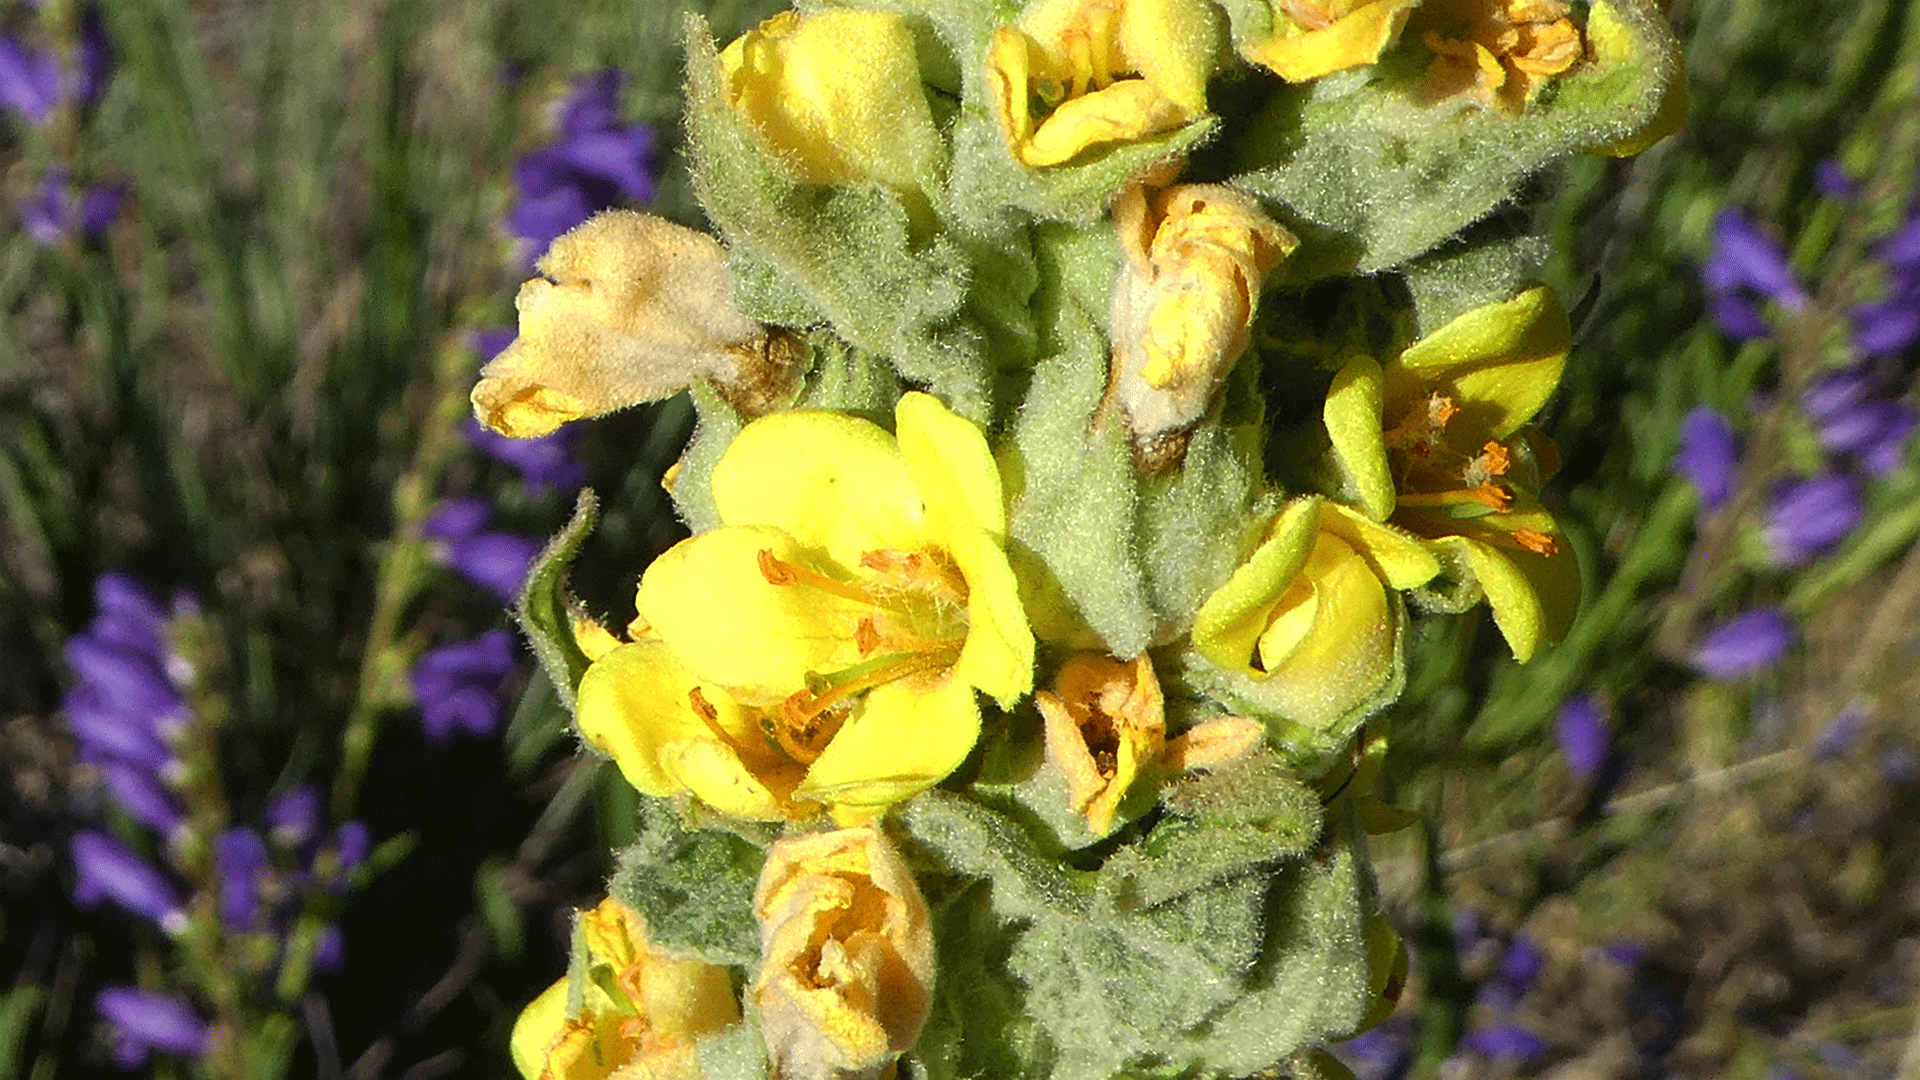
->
1764, 473, 1862, 565
0, 34, 62, 125
1706, 293, 1769, 341
1498, 935, 1545, 993
65, 686, 172, 768
471, 326, 515, 363
1554, 696, 1609, 779
72, 831, 186, 933
95, 987, 209, 1068
1461, 1024, 1549, 1064
1674, 408, 1740, 509
1334, 1019, 1414, 1080
1693, 608, 1795, 679
324, 821, 371, 894
1703, 209, 1808, 311
90, 573, 168, 656
410, 629, 518, 741
99, 761, 183, 837
266, 786, 322, 850
508, 70, 656, 260
214, 828, 270, 930
314, 923, 346, 973
421, 499, 538, 603
76, 5, 111, 106
1815, 159, 1856, 201
1803, 369, 1877, 422
1812, 702, 1866, 759
1885, 215, 1920, 269
465, 418, 588, 497
21, 168, 123, 245
1853, 284, 1920, 357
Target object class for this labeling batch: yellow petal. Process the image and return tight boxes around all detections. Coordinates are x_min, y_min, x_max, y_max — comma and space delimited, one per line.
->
1424, 506, 1580, 659
661, 738, 799, 821
795, 675, 981, 808
472, 212, 759, 438
1192, 499, 1322, 672
718, 9, 944, 196
576, 641, 739, 798
638, 525, 868, 702
945, 526, 1035, 707
1317, 501, 1442, 589
895, 391, 1006, 540
510, 979, 569, 1080
1118, 0, 1225, 114
710, 410, 931, 572
1323, 354, 1395, 521
1241, 0, 1419, 82
1021, 79, 1189, 167
1391, 285, 1571, 439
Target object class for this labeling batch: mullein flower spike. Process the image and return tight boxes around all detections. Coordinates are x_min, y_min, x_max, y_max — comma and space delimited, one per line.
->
494, 0, 1686, 1070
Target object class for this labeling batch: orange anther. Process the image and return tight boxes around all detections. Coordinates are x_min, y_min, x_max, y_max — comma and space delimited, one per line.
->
687, 686, 719, 723
1511, 528, 1558, 556
1472, 482, 1515, 511
757, 548, 798, 586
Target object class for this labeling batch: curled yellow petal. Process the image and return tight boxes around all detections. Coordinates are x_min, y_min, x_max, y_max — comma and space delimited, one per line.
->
472, 211, 761, 438
1239, 0, 1421, 82
988, 0, 1222, 167
752, 828, 933, 1080
1412, 0, 1583, 113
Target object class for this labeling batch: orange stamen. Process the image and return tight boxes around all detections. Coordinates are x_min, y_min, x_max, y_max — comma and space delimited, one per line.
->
1511, 528, 1559, 556
756, 549, 879, 606
1476, 440, 1511, 477
1472, 482, 1515, 511
687, 687, 758, 757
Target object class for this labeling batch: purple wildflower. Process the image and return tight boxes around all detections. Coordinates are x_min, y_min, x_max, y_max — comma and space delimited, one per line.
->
508, 70, 656, 260
20, 168, 123, 245
0, 34, 62, 125
1853, 286, 1920, 357
1461, 1024, 1549, 1064
324, 821, 371, 895
99, 761, 183, 837
1884, 215, 1920, 269
1812, 701, 1866, 759
314, 923, 346, 973
1334, 1019, 1414, 1080
1554, 696, 1609, 779
1693, 608, 1795, 679
213, 828, 270, 930
1764, 472, 1862, 565
95, 987, 209, 1068
1498, 935, 1545, 992
1674, 408, 1740, 509
1815, 159, 1856, 201
266, 786, 323, 850
421, 498, 539, 603
72, 831, 186, 933
409, 630, 518, 741
1703, 209, 1808, 311
465, 418, 588, 497
76, 5, 111, 107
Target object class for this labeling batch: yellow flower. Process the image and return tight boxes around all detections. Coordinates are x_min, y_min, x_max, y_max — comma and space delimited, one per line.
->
987, 0, 1224, 168
1107, 180, 1295, 469
1037, 653, 1264, 835
1238, 0, 1422, 82
1192, 497, 1439, 731
752, 827, 933, 1080
717, 10, 945, 201
510, 898, 739, 1080
577, 393, 1034, 820
472, 211, 764, 439
1321, 285, 1580, 659
1411, 0, 1583, 114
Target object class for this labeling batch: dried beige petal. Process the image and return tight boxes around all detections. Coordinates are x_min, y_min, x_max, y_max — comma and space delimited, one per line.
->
1162, 714, 1264, 771
1106, 182, 1294, 470
752, 828, 933, 1080
472, 210, 762, 438
1035, 653, 1166, 836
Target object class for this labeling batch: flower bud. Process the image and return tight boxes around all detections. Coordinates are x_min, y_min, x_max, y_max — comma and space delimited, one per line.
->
471, 211, 765, 438
1036, 654, 1167, 836
717, 10, 944, 200
752, 827, 933, 1080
